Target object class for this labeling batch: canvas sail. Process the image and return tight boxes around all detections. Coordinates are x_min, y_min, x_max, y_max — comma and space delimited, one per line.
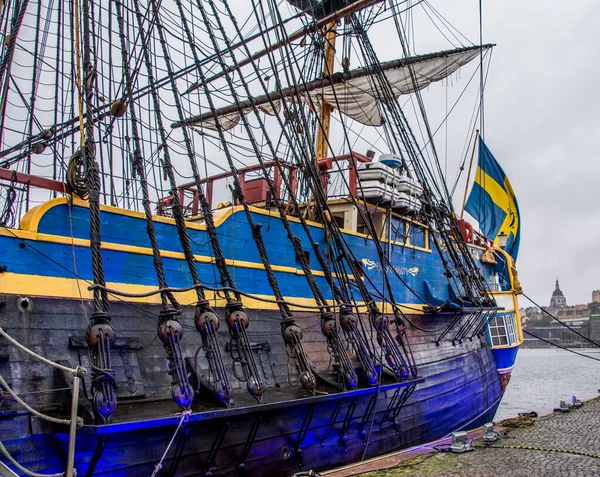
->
191, 45, 489, 130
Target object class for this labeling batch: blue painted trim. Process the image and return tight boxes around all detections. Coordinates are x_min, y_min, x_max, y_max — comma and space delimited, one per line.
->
492, 346, 520, 373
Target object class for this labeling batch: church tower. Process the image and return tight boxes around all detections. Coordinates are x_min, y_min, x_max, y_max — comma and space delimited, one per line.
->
550, 279, 567, 308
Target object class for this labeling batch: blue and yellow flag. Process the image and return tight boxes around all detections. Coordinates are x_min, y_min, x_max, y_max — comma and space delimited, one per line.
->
465, 137, 520, 261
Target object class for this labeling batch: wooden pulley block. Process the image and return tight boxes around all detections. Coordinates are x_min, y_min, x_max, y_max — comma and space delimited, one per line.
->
110, 99, 127, 117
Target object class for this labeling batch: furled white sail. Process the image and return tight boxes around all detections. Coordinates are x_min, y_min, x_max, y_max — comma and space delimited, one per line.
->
194, 46, 485, 130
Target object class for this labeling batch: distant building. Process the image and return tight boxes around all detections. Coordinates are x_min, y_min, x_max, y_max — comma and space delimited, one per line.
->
590, 303, 600, 342
519, 306, 539, 325
592, 290, 600, 303
523, 280, 592, 348
550, 279, 567, 308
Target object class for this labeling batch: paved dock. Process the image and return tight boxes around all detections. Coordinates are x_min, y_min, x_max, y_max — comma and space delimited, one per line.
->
324, 397, 600, 477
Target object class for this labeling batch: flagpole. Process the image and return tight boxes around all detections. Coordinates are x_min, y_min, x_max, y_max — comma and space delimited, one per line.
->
460, 129, 479, 219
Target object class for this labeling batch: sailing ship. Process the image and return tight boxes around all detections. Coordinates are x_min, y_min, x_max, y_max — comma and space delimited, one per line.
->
0, 0, 523, 475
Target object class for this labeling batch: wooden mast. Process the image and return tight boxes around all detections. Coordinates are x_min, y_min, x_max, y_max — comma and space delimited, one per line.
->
316, 22, 337, 161
460, 129, 479, 219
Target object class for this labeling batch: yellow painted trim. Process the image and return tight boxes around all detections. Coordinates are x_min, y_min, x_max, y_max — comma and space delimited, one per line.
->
490, 248, 524, 342
512, 292, 523, 343
489, 294, 524, 349
0, 227, 313, 276
467, 242, 488, 252
491, 340, 523, 350
349, 198, 429, 229
302, 197, 431, 252
19, 198, 66, 232
20, 197, 242, 234
9, 198, 432, 305
342, 213, 431, 252
492, 247, 516, 289
0, 271, 426, 314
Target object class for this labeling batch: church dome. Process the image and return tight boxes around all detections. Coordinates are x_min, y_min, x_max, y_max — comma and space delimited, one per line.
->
553, 287, 564, 297
550, 280, 567, 307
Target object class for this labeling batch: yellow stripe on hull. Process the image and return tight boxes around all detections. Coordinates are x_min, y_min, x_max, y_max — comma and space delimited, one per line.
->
0, 271, 427, 314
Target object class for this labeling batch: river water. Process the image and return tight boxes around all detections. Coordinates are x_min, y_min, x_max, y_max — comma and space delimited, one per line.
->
493, 348, 600, 421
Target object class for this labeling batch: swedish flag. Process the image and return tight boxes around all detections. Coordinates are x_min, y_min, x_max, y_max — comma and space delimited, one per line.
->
465, 137, 520, 261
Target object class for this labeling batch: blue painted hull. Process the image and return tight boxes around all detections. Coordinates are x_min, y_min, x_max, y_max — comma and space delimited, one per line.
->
0, 199, 494, 305
0, 199, 510, 475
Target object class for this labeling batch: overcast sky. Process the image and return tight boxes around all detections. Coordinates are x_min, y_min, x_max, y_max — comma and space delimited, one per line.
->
366, 0, 600, 307
473, 0, 600, 307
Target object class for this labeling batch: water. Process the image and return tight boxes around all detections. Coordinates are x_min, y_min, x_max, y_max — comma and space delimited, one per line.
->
494, 348, 600, 421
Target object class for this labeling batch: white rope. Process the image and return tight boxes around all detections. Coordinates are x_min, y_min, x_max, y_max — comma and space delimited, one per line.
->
0, 439, 66, 477
0, 374, 83, 427
0, 327, 84, 377
150, 410, 191, 477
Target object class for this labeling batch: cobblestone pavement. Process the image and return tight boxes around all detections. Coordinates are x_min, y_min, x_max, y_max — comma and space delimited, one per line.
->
346, 397, 600, 477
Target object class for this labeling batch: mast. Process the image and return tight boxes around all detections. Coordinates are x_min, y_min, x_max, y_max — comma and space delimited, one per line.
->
184, 0, 379, 96
461, 130, 479, 219
316, 21, 337, 161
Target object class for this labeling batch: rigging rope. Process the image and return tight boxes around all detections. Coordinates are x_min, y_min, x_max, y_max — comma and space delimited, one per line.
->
191, 0, 318, 394
254, 0, 387, 383
260, 0, 420, 381
353, 15, 493, 307
144, 0, 261, 402
220, 0, 359, 389
150, 410, 191, 477
80, 0, 117, 424
116, 1, 196, 410
522, 329, 600, 362
0, 180, 17, 227
522, 293, 600, 348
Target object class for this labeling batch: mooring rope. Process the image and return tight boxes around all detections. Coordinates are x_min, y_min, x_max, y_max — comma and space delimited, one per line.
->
0, 327, 84, 376
0, 329, 83, 476
150, 410, 191, 477
522, 292, 600, 348
0, 440, 65, 477
0, 375, 82, 427
483, 444, 600, 459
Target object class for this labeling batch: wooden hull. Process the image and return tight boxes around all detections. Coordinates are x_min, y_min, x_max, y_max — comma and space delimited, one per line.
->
0, 295, 501, 476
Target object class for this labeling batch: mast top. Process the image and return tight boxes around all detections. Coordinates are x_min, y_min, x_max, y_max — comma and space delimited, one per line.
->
287, 0, 384, 19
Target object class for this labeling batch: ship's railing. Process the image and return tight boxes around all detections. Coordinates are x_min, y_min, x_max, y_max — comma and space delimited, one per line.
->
156, 160, 298, 217
0, 327, 85, 477
156, 152, 372, 218
316, 152, 373, 200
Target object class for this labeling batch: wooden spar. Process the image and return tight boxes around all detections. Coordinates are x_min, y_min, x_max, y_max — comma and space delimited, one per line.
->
0, 168, 71, 193
460, 129, 479, 219
177, 0, 381, 99
176, 44, 492, 128
316, 22, 337, 161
